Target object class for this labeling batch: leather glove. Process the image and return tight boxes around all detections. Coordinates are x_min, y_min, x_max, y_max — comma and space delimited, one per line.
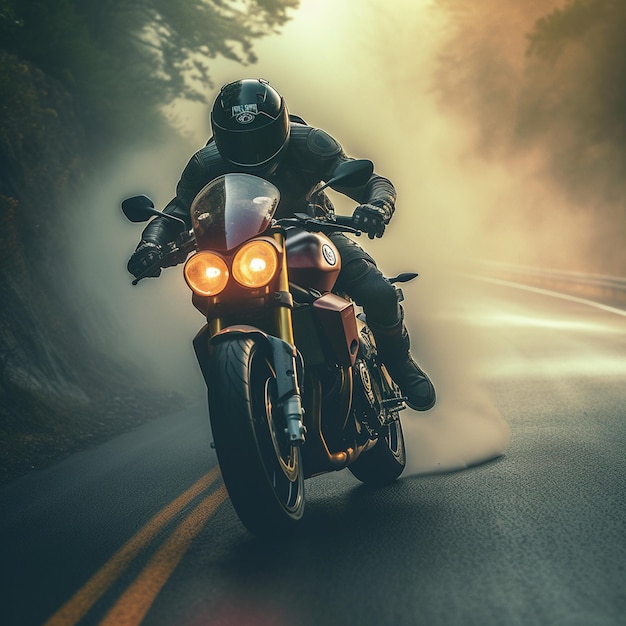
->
127, 241, 164, 278
352, 203, 390, 239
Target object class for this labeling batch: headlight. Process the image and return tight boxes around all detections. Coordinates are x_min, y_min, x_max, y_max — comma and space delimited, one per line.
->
184, 252, 229, 296
232, 240, 279, 288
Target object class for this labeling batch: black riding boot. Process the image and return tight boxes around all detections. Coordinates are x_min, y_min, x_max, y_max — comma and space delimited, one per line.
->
370, 319, 436, 411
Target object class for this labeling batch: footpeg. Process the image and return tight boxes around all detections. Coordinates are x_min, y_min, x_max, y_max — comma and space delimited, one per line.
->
381, 397, 408, 411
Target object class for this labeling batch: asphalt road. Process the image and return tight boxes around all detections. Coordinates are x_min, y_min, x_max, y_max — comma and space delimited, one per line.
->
1, 274, 625, 626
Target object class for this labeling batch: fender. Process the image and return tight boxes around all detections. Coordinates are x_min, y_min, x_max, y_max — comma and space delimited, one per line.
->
193, 324, 306, 443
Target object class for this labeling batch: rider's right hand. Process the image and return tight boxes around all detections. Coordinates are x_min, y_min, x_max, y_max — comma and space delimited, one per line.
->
127, 241, 164, 278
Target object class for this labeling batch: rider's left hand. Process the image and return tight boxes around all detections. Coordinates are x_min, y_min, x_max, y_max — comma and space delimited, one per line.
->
352, 203, 389, 239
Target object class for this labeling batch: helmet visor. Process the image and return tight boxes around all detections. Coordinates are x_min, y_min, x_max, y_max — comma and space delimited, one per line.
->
213, 109, 289, 167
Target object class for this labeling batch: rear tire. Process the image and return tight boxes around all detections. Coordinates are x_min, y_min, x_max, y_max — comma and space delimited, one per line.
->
208, 337, 304, 536
348, 416, 406, 485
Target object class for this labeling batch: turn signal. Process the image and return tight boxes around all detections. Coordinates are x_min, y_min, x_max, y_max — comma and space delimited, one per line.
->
232, 240, 279, 288
184, 252, 229, 296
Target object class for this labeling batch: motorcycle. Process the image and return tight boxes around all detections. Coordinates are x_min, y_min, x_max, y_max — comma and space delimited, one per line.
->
122, 159, 418, 537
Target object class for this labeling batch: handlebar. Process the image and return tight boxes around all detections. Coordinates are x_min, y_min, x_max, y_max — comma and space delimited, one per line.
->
276, 213, 361, 236
131, 215, 361, 285
333, 215, 357, 229
131, 231, 196, 285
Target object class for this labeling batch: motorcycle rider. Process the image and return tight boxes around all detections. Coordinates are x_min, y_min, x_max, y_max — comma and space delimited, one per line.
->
127, 78, 436, 411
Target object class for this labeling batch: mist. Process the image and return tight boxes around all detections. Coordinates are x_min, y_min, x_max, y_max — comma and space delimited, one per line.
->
433, 0, 626, 273
69, 142, 208, 398
82, 0, 626, 474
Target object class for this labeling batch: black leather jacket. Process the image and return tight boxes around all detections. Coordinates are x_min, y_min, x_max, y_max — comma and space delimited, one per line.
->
140, 121, 397, 247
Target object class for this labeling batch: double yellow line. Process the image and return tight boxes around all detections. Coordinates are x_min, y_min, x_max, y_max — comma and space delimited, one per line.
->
44, 466, 227, 626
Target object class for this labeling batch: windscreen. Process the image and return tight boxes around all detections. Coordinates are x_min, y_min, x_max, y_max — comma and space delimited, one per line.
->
190, 174, 280, 251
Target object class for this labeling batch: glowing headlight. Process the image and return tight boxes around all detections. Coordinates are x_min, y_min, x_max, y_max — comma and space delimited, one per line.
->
232, 240, 279, 288
184, 252, 229, 296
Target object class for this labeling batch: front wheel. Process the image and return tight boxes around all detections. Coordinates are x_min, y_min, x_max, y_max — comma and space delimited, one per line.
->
348, 416, 406, 485
208, 337, 305, 536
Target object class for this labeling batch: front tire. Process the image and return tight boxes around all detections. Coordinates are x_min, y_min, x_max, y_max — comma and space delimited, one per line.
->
208, 337, 305, 536
348, 416, 406, 485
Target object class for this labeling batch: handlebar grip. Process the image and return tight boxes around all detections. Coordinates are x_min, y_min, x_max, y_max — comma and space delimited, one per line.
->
334, 215, 355, 227
130, 257, 163, 285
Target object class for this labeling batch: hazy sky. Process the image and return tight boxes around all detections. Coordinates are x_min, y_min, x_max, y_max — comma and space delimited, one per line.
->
96, 0, 505, 391
105, 0, 510, 471
163, 0, 578, 274
167, 0, 484, 271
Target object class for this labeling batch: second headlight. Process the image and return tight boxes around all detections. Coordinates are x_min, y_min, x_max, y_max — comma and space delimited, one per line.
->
232, 240, 279, 288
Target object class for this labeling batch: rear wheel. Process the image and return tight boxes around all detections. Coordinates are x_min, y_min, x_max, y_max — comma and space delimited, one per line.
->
208, 337, 304, 536
348, 415, 406, 485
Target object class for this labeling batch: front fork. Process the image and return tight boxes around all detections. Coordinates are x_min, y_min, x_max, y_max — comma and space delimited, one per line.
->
271, 231, 306, 445
206, 231, 306, 445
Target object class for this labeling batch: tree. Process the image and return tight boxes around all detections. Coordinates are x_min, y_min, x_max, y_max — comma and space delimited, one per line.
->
432, 0, 626, 272
524, 0, 626, 155
0, 0, 299, 140
435, 0, 626, 203
0, 0, 300, 478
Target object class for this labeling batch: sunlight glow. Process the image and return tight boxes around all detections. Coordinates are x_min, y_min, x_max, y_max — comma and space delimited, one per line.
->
480, 355, 626, 379
463, 312, 617, 334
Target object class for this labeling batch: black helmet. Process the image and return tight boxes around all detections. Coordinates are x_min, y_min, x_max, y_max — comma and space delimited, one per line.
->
210, 79, 290, 173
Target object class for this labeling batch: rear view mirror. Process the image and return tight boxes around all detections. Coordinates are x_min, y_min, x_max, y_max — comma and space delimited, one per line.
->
121, 195, 187, 232
331, 159, 374, 187
121, 195, 157, 222
317, 159, 374, 193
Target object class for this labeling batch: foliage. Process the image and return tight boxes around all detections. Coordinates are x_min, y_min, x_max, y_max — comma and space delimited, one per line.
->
0, 0, 298, 481
435, 1, 626, 227
526, 0, 612, 61
430, 0, 626, 273
0, 0, 298, 142
523, 0, 626, 153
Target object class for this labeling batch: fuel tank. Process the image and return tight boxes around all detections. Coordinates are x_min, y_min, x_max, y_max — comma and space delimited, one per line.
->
285, 228, 341, 293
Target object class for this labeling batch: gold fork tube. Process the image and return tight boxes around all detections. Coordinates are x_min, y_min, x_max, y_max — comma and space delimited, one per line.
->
273, 231, 295, 345
209, 317, 222, 337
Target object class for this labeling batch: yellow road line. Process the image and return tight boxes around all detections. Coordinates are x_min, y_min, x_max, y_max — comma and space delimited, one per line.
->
98, 485, 228, 626
43, 467, 222, 626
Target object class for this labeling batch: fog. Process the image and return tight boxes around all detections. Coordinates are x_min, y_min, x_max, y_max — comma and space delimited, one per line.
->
77, 0, 615, 474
